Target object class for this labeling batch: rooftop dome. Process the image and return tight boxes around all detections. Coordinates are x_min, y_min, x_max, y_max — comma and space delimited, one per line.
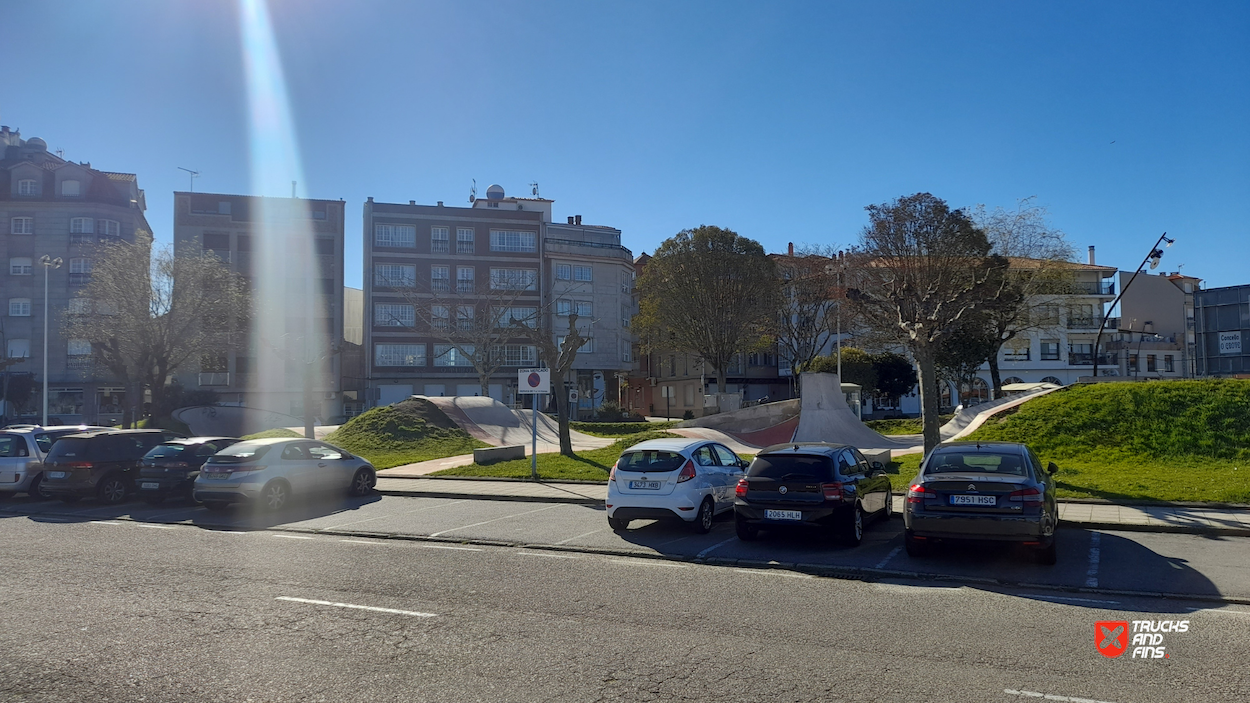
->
485, 184, 505, 200
25, 137, 47, 150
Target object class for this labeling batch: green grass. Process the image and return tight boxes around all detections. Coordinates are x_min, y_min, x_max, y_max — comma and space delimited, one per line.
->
433, 430, 682, 481
865, 415, 953, 435
137, 416, 192, 436
241, 428, 302, 440
323, 399, 488, 470
569, 420, 679, 437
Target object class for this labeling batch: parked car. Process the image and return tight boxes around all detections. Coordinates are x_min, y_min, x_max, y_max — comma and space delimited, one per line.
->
193, 438, 377, 512
40, 429, 187, 504
606, 438, 747, 533
903, 441, 1059, 564
0, 426, 112, 499
136, 437, 240, 505
733, 443, 892, 546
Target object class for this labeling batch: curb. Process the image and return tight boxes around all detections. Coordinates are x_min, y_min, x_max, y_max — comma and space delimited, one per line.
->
378, 475, 607, 485
374, 487, 603, 506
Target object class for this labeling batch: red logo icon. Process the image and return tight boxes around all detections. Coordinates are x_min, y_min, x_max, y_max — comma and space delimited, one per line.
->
1096, 621, 1129, 658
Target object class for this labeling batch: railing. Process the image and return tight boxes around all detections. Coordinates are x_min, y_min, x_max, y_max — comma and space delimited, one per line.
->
431, 280, 450, 292
198, 372, 230, 386
456, 281, 474, 294
1067, 317, 1097, 329
431, 240, 449, 253
1075, 282, 1115, 295
1068, 353, 1117, 366
67, 356, 92, 370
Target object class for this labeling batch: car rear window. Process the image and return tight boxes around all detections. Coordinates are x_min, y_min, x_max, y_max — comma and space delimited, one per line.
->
748, 454, 834, 481
206, 443, 272, 463
145, 444, 189, 459
617, 450, 685, 472
925, 452, 1027, 476
46, 437, 90, 460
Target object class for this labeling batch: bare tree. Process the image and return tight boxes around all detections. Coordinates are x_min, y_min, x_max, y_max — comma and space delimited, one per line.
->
844, 193, 1005, 453
773, 251, 840, 384
510, 312, 591, 458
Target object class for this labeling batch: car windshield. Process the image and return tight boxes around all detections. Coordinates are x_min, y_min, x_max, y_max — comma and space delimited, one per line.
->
926, 452, 1027, 476
144, 445, 188, 459
748, 455, 834, 482
206, 443, 272, 464
617, 450, 685, 472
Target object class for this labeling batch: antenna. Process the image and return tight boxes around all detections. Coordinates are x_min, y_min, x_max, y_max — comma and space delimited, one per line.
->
530, 181, 540, 197
177, 167, 200, 193
469, 178, 477, 203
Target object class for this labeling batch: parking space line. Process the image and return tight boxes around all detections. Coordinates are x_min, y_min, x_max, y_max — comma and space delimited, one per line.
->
556, 529, 604, 545
417, 544, 482, 552
1004, 689, 1119, 703
1026, 594, 1120, 606
273, 534, 315, 540
696, 537, 736, 558
734, 569, 811, 579
275, 596, 436, 618
137, 524, 176, 529
607, 559, 688, 569
89, 521, 121, 525
874, 546, 902, 569
429, 504, 563, 537
1085, 532, 1101, 588
321, 499, 469, 531
339, 539, 380, 545
515, 551, 578, 559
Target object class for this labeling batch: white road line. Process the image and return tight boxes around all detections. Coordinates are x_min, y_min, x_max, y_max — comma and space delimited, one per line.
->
89, 521, 121, 525
322, 499, 469, 530
417, 544, 482, 551
275, 596, 436, 618
273, 534, 315, 540
210, 530, 250, 534
875, 546, 902, 569
137, 524, 176, 529
1027, 595, 1121, 606
516, 551, 578, 559
695, 536, 737, 558
734, 569, 811, 579
1085, 532, 1101, 588
556, 528, 604, 545
607, 559, 688, 568
1004, 689, 1120, 703
429, 504, 564, 537
339, 539, 381, 545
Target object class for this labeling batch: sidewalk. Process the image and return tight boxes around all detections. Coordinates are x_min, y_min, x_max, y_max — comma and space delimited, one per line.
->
373, 476, 1250, 536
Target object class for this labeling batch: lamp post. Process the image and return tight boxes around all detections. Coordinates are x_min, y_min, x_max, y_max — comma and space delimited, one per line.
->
38, 255, 63, 426
1092, 233, 1174, 379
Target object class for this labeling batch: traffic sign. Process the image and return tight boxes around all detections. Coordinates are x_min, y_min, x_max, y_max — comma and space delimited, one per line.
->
518, 368, 549, 394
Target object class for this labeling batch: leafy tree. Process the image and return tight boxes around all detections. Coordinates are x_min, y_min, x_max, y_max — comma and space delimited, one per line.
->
870, 352, 917, 404
844, 193, 1005, 453
635, 226, 781, 393
934, 310, 1002, 405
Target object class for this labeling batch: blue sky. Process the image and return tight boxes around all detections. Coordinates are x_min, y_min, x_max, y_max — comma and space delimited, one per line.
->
2, 0, 1246, 288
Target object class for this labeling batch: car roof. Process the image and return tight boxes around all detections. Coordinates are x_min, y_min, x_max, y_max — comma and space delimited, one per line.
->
233, 437, 307, 446
161, 436, 237, 445
62, 429, 180, 439
621, 438, 717, 453
758, 442, 853, 457
934, 441, 1027, 454
3, 425, 109, 434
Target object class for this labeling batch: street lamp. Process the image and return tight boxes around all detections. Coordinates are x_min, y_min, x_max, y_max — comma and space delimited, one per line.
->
38, 255, 63, 426
1092, 234, 1174, 379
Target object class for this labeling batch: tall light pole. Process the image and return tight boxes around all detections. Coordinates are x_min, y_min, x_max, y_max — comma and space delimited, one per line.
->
1092, 233, 1174, 379
39, 255, 62, 426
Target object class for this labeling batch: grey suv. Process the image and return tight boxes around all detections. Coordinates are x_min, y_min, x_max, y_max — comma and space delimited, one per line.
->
41, 429, 186, 504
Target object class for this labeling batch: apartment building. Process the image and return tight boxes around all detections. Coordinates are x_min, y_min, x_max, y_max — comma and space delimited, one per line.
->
0, 126, 150, 423
362, 185, 633, 409
1195, 283, 1250, 377
1107, 270, 1202, 379
172, 192, 346, 421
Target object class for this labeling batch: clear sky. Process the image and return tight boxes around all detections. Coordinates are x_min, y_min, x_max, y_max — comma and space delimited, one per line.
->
2, 0, 1246, 289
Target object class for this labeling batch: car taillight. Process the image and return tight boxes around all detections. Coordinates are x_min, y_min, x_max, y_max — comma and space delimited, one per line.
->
676, 459, 696, 483
1008, 486, 1044, 504
907, 484, 927, 504
609, 461, 618, 482
822, 482, 843, 500
735, 478, 748, 497
63, 462, 93, 469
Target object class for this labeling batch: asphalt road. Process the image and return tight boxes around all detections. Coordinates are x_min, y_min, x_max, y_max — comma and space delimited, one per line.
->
2, 510, 1249, 702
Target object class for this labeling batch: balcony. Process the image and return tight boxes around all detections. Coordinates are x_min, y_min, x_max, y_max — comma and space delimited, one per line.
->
198, 372, 231, 387
545, 238, 632, 261
67, 356, 92, 370
1068, 352, 1117, 366
1066, 317, 1097, 329
1075, 282, 1115, 296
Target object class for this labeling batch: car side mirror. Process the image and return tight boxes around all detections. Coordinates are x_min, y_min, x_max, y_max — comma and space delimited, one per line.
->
1047, 462, 1059, 475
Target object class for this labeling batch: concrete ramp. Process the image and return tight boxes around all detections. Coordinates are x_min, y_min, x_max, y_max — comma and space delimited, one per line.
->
791, 374, 918, 453
942, 383, 1065, 441
174, 405, 305, 437
422, 396, 612, 452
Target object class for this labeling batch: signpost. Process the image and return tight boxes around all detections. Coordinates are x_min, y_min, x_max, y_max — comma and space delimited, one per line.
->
518, 369, 550, 480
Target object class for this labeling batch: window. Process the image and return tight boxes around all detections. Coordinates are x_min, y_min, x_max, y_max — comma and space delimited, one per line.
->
374, 303, 415, 327
1069, 343, 1093, 364
1003, 341, 1030, 361
7, 339, 29, 359
97, 220, 120, 238
199, 352, 228, 372
1128, 354, 1139, 372
433, 344, 475, 367
456, 266, 475, 294
1041, 376, 1062, 386
493, 306, 538, 328
1146, 354, 1157, 372
1037, 306, 1060, 326
17, 179, 37, 196
69, 258, 91, 283
218, 201, 232, 215
1164, 355, 1175, 372
374, 263, 416, 287
61, 180, 80, 196
1068, 305, 1095, 328
555, 263, 572, 280
431, 265, 450, 292
622, 341, 631, 363
456, 228, 475, 254
557, 300, 592, 317
431, 227, 449, 253
9, 299, 31, 317
1040, 340, 1060, 361
684, 385, 695, 406
70, 217, 94, 234
558, 336, 594, 353
621, 272, 631, 294
490, 230, 536, 252
11, 217, 33, 235
574, 265, 592, 282
496, 345, 537, 366
431, 304, 451, 329
490, 268, 537, 291
456, 305, 474, 330
314, 238, 335, 255
374, 223, 416, 247
9, 258, 32, 275
375, 344, 426, 367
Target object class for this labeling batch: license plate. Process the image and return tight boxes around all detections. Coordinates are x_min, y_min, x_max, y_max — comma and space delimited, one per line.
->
141, 482, 160, 490
764, 509, 802, 521
950, 495, 997, 506
47, 471, 66, 479
629, 480, 661, 490
202, 472, 230, 480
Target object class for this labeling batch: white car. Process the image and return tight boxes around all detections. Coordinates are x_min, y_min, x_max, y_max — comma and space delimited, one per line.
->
606, 438, 748, 533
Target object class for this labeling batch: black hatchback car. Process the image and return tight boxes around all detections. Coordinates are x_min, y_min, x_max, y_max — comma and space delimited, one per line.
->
734, 443, 892, 546
903, 441, 1059, 564
136, 437, 239, 505
41, 429, 186, 505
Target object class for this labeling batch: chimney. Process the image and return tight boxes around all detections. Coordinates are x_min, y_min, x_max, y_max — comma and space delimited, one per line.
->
409, 200, 415, 205
567, 216, 575, 224
788, 242, 794, 256
437, 201, 443, 207
575, 215, 582, 225
1088, 245, 1096, 265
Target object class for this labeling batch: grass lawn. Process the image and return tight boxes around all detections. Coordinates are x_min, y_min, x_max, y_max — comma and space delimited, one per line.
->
433, 430, 688, 481
569, 420, 679, 437
323, 399, 489, 470
241, 428, 302, 440
866, 415, 953, 435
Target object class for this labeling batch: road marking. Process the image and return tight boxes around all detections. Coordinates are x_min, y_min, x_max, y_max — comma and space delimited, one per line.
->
89, 521, 121, 525
1085, 532, 1101, 588
1026, 595, 1121, 606
556, 529, 603, 545
1004, 689, 1120, 703
273, 534, 315, 540
322, 499, 469, 530
429, 504, 563, 537
417, 544, 482, 551
339, 539, 381, 545
516, 551, 578, 559
275, 596, 436, 618
734, 569, 811, 579
696, 536, 737, 558
137, 524, 176, 529
210, 530, 250, 534
607, 559, 688, 569
875, 546, 902, 569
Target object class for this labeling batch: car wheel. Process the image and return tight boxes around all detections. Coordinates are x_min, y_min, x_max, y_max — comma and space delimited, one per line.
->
735, 515, 759, 541
143, 496, 164, 507
691, 498, 714, 534
882, 490, 893, 520
1036, 539, 1058, 566
29, 473, 53, 501
608, 515, 630, 531
904, 529, 927, 557
97, 476, 128, 505
261, 481, 289, 512
349, 468, 375, 497
842, 503, 864, 546
202, 501, 230, 512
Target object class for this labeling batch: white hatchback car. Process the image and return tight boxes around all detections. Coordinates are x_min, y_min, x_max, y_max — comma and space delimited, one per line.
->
606, 438, 748, 533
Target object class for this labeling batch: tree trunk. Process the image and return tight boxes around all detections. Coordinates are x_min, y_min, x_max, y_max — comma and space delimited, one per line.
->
914, 349, 942, 455
125, 380, 143, 429
554, 369, 573, 456
479, 373, 490, 400
987, 354, 1003, 399
716, 367, 727, 395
